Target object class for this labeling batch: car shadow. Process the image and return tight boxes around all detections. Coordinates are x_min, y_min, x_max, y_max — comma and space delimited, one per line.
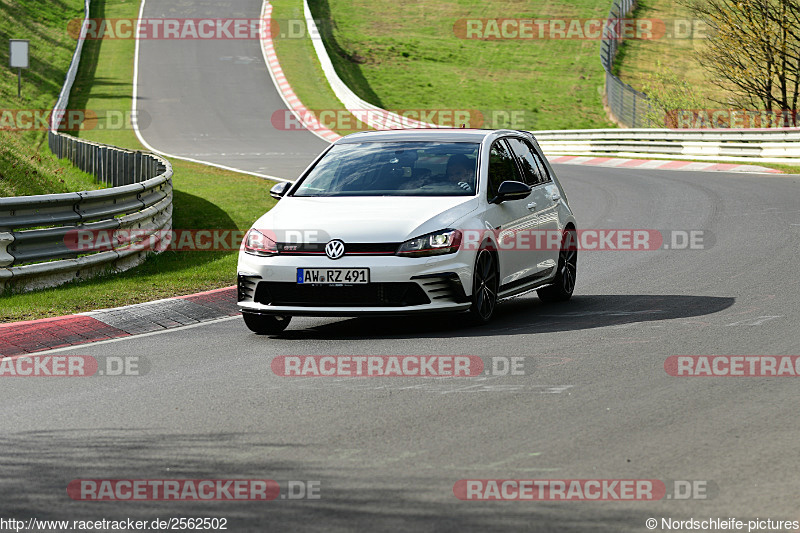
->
276, 294, 736, 340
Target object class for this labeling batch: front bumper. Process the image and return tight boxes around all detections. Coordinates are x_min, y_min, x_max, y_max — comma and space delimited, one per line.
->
237, 251, 474, 317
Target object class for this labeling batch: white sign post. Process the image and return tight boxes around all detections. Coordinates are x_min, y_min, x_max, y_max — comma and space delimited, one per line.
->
10, 39, 30, 98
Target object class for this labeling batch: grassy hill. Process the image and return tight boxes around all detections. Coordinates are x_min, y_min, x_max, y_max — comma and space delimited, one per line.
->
304, 0, 617, 130
0, 0, 101, 197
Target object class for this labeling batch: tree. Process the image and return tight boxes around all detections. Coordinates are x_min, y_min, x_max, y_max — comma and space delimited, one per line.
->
641, 63, 708, 127
683, 0, 800, 126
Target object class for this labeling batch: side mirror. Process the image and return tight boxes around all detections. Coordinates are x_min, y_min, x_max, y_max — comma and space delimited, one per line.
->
270, 181, 290, 200
490, 180, 531, 204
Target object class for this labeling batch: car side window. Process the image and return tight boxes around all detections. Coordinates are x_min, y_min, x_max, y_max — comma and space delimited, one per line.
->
530, 143, 552, 183
487, 139, 523, 200
507, 137, 550, 185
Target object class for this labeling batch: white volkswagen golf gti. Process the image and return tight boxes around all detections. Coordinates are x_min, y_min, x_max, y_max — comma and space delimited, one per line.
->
237, 129, 577, 334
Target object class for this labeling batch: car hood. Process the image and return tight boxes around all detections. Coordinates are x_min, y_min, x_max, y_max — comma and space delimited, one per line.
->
252, 196, 479, 243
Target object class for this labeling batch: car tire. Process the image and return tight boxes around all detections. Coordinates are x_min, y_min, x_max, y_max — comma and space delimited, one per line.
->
468, 246, 499, 324
242, 313, 292, 335
537, 228, 577, 303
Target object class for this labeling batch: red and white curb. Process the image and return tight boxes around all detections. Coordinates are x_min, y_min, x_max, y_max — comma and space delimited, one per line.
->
0, 286, 239, 356
547, 155, 782, 174
260, 2, 341, 143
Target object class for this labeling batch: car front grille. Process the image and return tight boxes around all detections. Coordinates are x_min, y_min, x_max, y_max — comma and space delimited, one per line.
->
276, 242, 400, 256
254, 282, 430, 307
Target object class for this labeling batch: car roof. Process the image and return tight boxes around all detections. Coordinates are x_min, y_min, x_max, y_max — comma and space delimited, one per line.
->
335, 128, 528, 144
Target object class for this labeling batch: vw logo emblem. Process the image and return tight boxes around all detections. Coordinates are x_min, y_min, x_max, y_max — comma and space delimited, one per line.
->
325, 239, 345, 260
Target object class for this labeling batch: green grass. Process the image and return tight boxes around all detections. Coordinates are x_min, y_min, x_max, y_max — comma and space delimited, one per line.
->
1, 0, 277, 321
0, 0, 102, 196
763, 163, 800, 175
304, 0, 616, 130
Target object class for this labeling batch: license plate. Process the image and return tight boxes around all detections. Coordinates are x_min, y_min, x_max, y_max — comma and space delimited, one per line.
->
297, 268, 370, 285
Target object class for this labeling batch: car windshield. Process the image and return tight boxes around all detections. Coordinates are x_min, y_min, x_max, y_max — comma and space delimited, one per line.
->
292, 141, 480, 197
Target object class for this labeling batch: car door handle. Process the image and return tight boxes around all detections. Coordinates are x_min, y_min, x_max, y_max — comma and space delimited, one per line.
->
550, 193, 561, 202
526, 202, 537, 210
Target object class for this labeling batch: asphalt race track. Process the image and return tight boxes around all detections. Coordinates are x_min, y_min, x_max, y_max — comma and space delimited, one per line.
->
134, 0, 329, 178
3, 0, 800, 531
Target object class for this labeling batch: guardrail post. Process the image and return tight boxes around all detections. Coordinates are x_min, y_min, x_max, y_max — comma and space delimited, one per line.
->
134, 151, 142, 182
106, 147, 113, 186
0, 232, 14, 267
106, 146, 113, 185
89, 144, 96, 175
97, 146, 105, 184
125, 152, 134, 185
112, 150, 120, 187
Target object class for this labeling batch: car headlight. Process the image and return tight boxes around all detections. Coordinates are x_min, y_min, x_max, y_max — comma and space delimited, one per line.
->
243, 228, 278, 256
396, 229, 462, 257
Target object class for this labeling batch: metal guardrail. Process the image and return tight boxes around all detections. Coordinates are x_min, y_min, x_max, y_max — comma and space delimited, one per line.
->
601, 0, 653, 127
0, 0, 173, 293
534, 129, 800, 141
532, 128, 800, 160
48, 134, 165, 187
0, 165, 172, 291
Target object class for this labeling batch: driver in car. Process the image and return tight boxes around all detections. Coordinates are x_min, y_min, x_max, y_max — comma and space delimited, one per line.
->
442, 153, 475, 192
402, 154, 475, 192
